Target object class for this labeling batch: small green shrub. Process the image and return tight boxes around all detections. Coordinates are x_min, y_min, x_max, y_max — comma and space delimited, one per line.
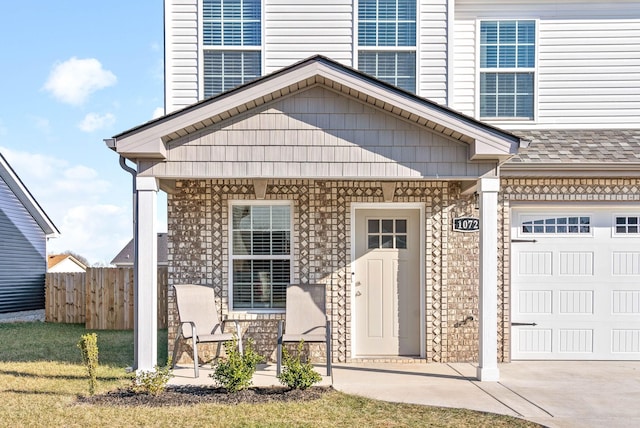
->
132, 358, 173, 396
211, 337, 263, 393
277, 340, 322, 390
77, 333, 99, 395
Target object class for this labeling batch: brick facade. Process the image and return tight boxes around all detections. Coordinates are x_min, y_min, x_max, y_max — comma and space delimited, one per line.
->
167, 178, 490, 365
167, 176, 640, 366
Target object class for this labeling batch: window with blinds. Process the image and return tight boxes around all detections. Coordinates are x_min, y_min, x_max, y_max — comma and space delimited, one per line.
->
479, 20, 535, 119
231, 204, 291, 310
357, 0, 417, 93
202, 0, 262, 98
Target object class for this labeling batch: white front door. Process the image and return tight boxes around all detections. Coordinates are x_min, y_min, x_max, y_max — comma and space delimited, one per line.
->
512, 205, 640, 360
354, 209, 421, 356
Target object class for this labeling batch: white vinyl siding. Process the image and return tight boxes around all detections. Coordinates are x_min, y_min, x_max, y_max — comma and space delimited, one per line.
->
165, 0, 200, 113
418, 0, 448, 103
264, 0, 354, 72
230, 203, 292, 311
454, 1, 640, 129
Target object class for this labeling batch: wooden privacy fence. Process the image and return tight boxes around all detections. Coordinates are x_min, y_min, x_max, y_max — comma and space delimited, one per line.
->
45, 267, 168, 330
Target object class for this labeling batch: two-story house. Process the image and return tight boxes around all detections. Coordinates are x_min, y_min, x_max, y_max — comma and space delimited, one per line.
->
107, 0, 640, 379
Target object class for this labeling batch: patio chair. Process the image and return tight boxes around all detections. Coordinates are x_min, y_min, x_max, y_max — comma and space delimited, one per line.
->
171, 284, 243, 377
277, 283, 332, 376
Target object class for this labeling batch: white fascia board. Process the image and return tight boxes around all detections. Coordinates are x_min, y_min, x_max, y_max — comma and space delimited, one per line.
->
113, 137, 167, 160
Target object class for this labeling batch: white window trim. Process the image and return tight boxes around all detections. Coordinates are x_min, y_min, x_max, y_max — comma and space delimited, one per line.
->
228, 200, 293, 314
198, 0, 265, 100
474, 18, 539, 123
353, 0, 419, 94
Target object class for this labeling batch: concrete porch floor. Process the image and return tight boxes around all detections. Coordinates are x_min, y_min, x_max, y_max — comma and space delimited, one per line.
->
170, 361, 640, 428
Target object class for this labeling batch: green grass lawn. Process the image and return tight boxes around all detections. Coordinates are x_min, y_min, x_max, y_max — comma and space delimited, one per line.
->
0, 322, 539, 427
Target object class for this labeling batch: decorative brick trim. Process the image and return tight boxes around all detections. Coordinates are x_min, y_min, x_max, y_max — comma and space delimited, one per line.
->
168, 179, 482, 364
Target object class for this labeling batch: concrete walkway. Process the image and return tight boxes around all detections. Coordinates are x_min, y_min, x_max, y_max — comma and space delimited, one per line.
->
171, 361, 640, 428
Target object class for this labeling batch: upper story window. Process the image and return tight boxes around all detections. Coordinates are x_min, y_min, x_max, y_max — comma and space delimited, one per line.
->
357, 0, 417, 93
230, 203, 292, 311
479, 20, 535, 119
202, 0, 262, 98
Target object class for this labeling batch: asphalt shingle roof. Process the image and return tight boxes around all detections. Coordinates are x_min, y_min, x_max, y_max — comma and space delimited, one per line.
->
507, 129, 640, 164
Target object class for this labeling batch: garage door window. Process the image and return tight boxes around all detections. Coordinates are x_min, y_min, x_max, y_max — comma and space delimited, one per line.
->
615, 216, 640, 235
521, 216, 591, 235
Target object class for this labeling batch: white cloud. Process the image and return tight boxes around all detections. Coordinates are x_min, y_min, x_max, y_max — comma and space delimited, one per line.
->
43, 57, 117, 105
48, 204, 132, 265
0, 146, 67, 180
152, 107, 164, 119
78, 112, 116, 132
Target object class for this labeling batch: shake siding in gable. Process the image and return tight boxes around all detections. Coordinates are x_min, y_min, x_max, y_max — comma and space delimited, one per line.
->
418, 0, 448, 104
165, 0, 199, 113
139, 87, 495, 179
264, 0, 354, 72
453, 1, 640, 129
0, 177, 46, 313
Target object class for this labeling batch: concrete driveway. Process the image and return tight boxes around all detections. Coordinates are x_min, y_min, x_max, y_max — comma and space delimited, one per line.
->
331, 361, 640, 428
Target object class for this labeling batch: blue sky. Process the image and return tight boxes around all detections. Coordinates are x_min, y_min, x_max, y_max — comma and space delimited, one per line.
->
0, 1, 167, 264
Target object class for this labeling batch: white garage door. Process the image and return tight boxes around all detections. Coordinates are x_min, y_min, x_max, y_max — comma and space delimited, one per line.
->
511, 205, 640, 360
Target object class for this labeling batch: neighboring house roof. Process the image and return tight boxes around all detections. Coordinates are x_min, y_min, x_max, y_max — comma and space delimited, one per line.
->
0, 152, 59, 237
109, 55, 523, 164
502, 130, 640, 176
47, 254, 87, 272
110, 233, 168, 266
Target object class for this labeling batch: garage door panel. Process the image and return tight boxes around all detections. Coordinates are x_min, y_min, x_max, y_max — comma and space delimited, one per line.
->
612, 290, 640, 314
512, 206, 640, 361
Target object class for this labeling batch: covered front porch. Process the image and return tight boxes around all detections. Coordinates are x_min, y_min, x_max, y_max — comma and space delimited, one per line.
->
105, 56, 522, 381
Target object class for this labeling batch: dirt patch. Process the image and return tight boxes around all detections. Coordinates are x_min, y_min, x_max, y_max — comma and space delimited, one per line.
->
78, 385, 333, 407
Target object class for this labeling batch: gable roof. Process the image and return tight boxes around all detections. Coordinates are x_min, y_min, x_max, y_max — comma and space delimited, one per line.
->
48, 254, 87, 270
503, 129, 640, 176
110, 233, 168, 266
108, 55, 521, 163
0, 152, 59, 237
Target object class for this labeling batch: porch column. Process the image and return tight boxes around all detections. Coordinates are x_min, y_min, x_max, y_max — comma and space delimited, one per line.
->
135, 176, 158, 372
477, 177, 500, 381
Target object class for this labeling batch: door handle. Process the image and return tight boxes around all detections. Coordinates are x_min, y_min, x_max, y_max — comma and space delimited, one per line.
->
511, 322, 538, 326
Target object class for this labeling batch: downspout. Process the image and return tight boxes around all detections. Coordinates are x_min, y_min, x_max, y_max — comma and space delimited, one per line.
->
119, 155, 139, 370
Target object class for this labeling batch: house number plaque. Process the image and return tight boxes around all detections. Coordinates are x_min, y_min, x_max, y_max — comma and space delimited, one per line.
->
453, 217, 480, 232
